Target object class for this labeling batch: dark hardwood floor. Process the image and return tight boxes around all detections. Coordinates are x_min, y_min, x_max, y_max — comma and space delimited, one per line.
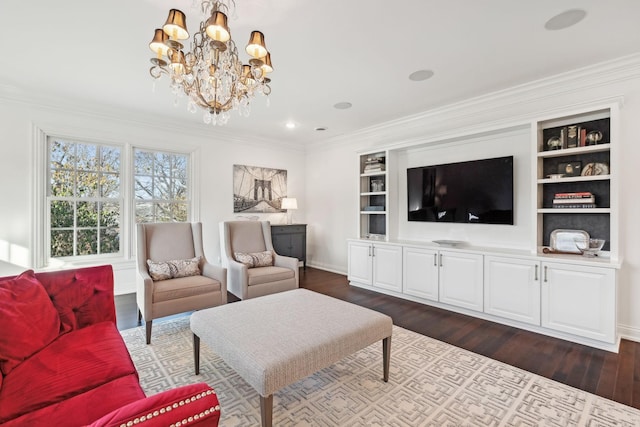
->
115, 267, 640, 410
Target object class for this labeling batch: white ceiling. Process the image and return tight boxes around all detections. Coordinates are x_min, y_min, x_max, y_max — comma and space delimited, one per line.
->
1, 1, 639, 145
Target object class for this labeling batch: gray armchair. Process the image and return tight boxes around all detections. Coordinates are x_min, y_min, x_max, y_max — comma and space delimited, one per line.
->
136, 222, 227, 344
220, 221, 299, 300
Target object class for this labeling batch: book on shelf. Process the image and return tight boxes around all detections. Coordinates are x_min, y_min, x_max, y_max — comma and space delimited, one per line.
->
553, 197, 595, 204
553, 191, 593, 199
579, 127, 587, 147
551, 203, 597, 209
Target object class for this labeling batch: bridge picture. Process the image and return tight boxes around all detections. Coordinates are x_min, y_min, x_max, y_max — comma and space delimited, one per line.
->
233, 164, 288, 213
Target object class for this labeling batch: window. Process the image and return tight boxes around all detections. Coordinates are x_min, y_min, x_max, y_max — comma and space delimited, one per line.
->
134, 149, 189, 223
48, 139, 121, 257
44, 137, 192, 262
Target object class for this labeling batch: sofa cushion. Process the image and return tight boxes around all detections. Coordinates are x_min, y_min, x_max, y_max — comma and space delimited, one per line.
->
247, 266, 295, 286
0, 374, 145, 427
147, 256, 201, 281
152, 275, 221, 303
0, 321, 138, 423
0, 270, 61, 376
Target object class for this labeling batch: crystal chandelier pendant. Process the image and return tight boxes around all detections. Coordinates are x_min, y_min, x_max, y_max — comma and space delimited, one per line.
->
148, 0, 274, 125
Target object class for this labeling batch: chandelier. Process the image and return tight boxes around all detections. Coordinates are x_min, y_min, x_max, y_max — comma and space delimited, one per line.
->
148, 0, 273, 126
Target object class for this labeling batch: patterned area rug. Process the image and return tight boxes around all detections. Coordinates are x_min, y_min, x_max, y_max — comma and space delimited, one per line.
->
121, 317, 640, 426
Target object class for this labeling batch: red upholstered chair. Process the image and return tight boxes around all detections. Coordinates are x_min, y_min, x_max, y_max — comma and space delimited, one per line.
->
136, 222, 227, 344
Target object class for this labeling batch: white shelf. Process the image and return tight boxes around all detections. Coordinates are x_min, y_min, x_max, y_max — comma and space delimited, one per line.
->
537, 143, 611, 158
537, 208, 610, 214
360, 191, 386, 196
538, 174, 610, 184
360, 211, 387, 215
360, 171, 386, 177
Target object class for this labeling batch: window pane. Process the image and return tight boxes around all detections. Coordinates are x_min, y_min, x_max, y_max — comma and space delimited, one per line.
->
175, 178, 188, 200
76, 172, 98, 197
135, 175, 153, 200
100, 202, 120, 227
100, 146, 120, 172
50, 170, 75, 197
76, 144, 97, 170
77, 202, 98, 227
50, 140, 75, 170
136, 202, 154, 223
153, 175, 171, 199
172, 203, 188, 222
77, 229, 98, 255
135, 151, 154, 174
51, 230, 74, 257
174, 155, 187, 180
100, 228, 120, 254
154, 203, 173, 222
51, 200, 74, 227
100, 173, 120, 198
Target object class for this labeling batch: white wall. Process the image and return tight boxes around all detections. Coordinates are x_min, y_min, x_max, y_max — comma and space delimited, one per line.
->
305, 54, 640, 342
0, 99, 305, 294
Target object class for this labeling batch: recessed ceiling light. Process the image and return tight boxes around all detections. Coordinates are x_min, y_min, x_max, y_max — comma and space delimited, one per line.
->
409, 69, 434, 82
315, 126, 328, 131
333, 102, 352, 110
285, 122, 296, 129
545, 9, 586, 31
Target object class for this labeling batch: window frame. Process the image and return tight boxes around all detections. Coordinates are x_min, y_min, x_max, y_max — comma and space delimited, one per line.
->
33, 125, 199, 268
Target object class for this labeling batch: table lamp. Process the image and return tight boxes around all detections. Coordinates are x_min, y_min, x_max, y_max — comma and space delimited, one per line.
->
281, 197, 298, 224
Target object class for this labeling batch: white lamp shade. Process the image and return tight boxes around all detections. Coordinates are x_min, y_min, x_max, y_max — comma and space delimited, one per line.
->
281, 197, 298, 210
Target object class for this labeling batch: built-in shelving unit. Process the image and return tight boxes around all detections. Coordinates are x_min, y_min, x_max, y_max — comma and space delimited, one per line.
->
358, 150, 389, 240
534, 106, 618, 259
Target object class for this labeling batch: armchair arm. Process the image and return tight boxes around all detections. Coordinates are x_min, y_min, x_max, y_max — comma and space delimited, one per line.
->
202, 260, 227, 304
226, 259, 249, 300
136, 270, 154, 322
274, 254, 300, 286
87, 383, 220, 427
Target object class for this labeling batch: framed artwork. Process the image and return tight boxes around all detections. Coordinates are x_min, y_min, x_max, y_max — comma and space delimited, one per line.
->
233, 164, 288, 213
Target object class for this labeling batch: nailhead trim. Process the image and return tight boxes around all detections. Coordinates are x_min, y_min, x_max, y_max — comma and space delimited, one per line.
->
118, 391, 219, 427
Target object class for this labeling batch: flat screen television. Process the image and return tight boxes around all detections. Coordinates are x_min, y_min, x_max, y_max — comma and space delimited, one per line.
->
407, 156, 514, 224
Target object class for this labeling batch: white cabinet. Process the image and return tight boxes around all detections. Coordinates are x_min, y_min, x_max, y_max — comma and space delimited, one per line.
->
347, 241, 402, 292
484, 256, 541, 326
403, 246, 439, 301
438, 250, 484, 312
541, 262, 616, 343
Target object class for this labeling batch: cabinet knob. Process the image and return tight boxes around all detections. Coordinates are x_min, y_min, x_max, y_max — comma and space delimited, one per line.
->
439, 253, 443, 267
433, 253, 437, 267
535, 264, 539, 281
544, 265, 548, 283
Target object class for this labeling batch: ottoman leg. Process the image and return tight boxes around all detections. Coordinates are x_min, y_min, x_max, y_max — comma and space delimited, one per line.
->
260, 395, 273, 427
193, 334, 200, 375
382, 336, 391, 382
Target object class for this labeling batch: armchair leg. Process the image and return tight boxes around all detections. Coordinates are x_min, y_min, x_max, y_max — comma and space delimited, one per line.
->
145, 320, 153, 345
137, 309, 142, 325
193, 334, 200, 375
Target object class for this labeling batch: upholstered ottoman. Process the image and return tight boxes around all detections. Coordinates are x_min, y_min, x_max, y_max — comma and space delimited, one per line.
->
190, 288, 393, 427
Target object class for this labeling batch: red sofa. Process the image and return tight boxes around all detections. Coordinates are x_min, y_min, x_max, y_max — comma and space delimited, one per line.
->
0, 265, 221, 427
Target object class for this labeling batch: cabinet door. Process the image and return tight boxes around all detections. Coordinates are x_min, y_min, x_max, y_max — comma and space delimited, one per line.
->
372, 244, 403, 292
403, 246, 439, 301
289, 232, 305, 261
438, 251, 484, 312
347, 241, 373, 286
484, 256, 541, 326
541, 262, 616, 343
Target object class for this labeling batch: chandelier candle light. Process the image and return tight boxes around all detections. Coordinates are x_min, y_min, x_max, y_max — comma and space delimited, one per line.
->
149, 0, 273, 125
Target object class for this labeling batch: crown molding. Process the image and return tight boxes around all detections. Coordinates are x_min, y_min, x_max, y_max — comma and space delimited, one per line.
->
309, 53, 640, 152
0, 85, 305, 153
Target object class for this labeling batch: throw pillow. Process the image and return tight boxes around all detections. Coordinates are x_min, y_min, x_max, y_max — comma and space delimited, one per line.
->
0, 270, 61, 375
147, 257, 201, 281
234, 251, 273, 268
